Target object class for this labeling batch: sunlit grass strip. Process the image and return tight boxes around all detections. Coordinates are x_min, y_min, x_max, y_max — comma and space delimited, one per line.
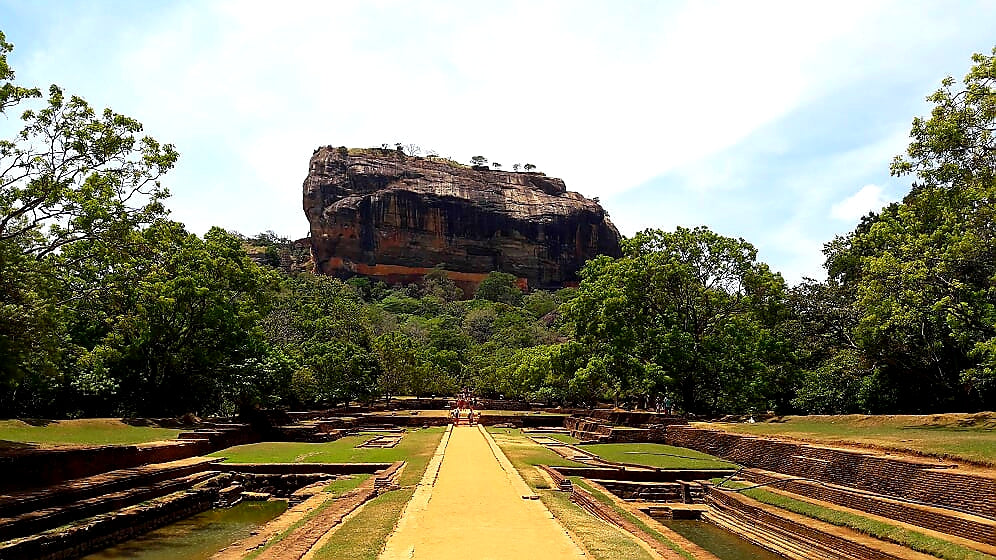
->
310, 488, 414, 560
713, 480, 996, 560
490, 429, 656, 559
0, 419, 180, 446
244, 428, 443, 559
581, 442, 737, 470
323, 474, 371, 496
308, 428, 445, 559
573, 478, 697, 560
537, 485, 656, 560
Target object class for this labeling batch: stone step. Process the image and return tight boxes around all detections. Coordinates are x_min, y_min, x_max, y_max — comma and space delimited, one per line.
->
0, 470, 219, 541
0, 488, 216, 560
706, 488, 937, 560
0, 456, 222, 518
706, 508, 821, 560
741, 468, 996, 547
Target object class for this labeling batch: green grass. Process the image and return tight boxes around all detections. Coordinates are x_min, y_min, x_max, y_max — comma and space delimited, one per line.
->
491, 428, 693, 560
714, 480, 996, 560
487, 428, 588, 472
573, 478, 697, 560
0, 419, 180, 446
700, 413, 996, 465
309, 426, 445, 558
311, 488, 414, 560
323, 474, 371, 496
244, 428, 444, 558
538, 484, 656, 560
209, 428, 444, 486
581, 442, 738, 470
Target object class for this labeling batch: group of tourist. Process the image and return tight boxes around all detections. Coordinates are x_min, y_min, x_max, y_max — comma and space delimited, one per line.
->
451, 394, 481, 426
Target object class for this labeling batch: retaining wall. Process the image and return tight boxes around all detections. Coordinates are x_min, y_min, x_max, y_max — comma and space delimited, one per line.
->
667, 426, 996, 519
213, 462, 394, 475
707, 487, 916, 560
551, 467, 735, 482
0, 489, 216, 560
741, 469, 996, 546
0, 441, 213, 492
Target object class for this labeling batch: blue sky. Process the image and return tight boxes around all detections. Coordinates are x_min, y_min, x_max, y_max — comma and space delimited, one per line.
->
2, 1, 994, 283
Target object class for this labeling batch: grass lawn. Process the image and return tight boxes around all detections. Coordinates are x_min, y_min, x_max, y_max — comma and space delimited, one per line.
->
714, 479, 996, 560
0, 419, 181, 446
700, 413, 996, 465
323, 474, 371, 496
243, 427, 445, 559
582, 443, 737, 470
309, 426, 446, 559
209, 428, 444, 484
487, 428, 588, 472
311, 488, 414, 560
489, 428, 659, 560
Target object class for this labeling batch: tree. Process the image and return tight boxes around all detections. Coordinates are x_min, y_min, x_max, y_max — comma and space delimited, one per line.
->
523, 290, 557, 318
421, 267, 464, 301
470, 155, 488, 167
513, 163, 521, 172
1, 80, 177, 260
65, 223, 278, 415
0, 30, 177, 403
373, 331, 426, 402
475, 271, 523, 306
821, 49, 996, 412
565, 227, 794, 414
523, 163, 536, 171
492, 162, 502, 170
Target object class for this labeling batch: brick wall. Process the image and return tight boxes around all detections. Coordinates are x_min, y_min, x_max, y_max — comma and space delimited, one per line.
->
741, 469, 996, 545
0, 489, 216, 560
707, 487, 907, 560
667, 426, 996, 519
0, 441, 213, 492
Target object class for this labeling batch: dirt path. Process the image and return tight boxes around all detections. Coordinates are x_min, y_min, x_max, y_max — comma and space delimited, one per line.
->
380, 425, 585, 560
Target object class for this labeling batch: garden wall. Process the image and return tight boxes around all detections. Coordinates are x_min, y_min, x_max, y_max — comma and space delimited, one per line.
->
0, 441, 212, 492
667, 426, 996, 519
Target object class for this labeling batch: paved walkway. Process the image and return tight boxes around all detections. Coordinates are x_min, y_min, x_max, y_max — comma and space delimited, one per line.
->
380, 425, 585, 560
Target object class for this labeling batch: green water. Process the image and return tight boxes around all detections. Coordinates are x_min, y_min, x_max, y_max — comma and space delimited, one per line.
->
83, 501, 287, 560
663, 520, 787, 560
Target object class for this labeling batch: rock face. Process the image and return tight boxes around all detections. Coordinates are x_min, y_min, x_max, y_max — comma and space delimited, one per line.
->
303, 147, 621, 291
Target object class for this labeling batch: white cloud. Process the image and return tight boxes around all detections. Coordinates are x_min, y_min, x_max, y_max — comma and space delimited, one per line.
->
6, 0, 995, 280
830, 184, 892, 221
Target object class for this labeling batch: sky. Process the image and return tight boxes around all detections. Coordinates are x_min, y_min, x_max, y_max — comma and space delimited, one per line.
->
2, 0, 994, 283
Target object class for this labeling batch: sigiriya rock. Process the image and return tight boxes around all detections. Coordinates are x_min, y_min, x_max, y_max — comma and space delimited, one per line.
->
303, 146, 621, 292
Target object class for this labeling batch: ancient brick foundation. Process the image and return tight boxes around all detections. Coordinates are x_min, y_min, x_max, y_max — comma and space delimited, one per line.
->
665, 426, 996, 519
1, 489, 216, 560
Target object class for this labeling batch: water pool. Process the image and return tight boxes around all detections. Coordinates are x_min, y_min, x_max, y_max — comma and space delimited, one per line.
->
662, 519, 786, 560
82, 500, 287, 560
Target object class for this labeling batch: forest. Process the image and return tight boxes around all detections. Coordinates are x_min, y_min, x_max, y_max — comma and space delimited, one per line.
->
1, 32, 994, 418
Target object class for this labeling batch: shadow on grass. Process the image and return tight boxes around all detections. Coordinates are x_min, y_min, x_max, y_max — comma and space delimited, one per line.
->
0, 440, 40, 452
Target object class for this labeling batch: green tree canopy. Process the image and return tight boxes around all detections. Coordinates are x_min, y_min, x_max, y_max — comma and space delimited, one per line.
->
566, 226, 794, 414
475, 271, 523, 306
822, 48, 996, 412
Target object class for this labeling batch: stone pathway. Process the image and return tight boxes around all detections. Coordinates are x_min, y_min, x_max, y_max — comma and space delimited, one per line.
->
380, 425, 586, 560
